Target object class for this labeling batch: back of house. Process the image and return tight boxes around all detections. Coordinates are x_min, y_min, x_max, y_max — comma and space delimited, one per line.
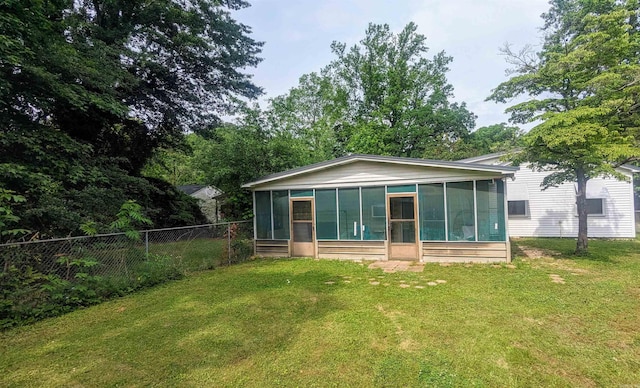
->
462, 152, 639, 238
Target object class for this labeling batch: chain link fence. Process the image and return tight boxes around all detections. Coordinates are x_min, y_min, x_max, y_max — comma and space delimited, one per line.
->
1, 221, 254, 278
1, 221, 254, 328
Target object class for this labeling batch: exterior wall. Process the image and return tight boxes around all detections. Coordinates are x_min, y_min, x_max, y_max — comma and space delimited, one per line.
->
253, 160, 502, 191
422, 241, 509, 263
507, 165, 635, 238
317, 241, 386, 260
251, 157, 513, 262
255, 240, 289, 257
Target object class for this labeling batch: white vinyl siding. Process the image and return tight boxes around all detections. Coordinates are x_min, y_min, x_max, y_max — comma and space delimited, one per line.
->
506, 165, 635, 238
252, 160, 502, 191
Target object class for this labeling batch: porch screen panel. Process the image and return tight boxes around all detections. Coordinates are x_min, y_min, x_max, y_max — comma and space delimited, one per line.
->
418, 184, 446, 241
476, 180, 506, 241
446, 181, 476, 241
338, 188, 361, 240
272, 190, 290, 239
315, 189, 338, 239
255, 191, 272, 239
361, 187, 386, 240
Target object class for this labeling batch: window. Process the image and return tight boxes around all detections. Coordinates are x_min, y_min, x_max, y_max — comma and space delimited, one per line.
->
476, 180, 506, 241
361, 187, 386, 240
272, 191, 290, 239
446, 181, 475, 241
255, 191, 272, 239
508, 200, 529, 217
418, 183, 446, 241
315, 189, 338, 239
338, 188, 361, 240
586, 198, 605, 216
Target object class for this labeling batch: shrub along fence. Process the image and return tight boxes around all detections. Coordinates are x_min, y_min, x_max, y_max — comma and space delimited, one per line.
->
0, 221, 253, 329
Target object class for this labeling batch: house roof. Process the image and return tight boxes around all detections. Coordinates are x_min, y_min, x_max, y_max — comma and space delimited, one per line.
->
177, 185, 224, 198
242, 154, 519, 189
177, 185, 206, 195
457, 151, 511, 164
459, 152, 640, 173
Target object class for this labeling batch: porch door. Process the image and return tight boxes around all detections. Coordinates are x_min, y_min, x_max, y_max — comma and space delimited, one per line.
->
388, 195, 418, 260
291, 199, 315, 257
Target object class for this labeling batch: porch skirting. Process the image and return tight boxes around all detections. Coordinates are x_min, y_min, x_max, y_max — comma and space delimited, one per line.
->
255, 239, 510, 263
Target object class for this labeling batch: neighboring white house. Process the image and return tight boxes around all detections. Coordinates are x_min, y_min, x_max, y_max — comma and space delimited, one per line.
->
461, 152, 640, 238
177, 185, 223, 223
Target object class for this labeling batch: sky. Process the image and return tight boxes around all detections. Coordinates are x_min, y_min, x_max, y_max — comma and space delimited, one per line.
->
234, 0, 551, 130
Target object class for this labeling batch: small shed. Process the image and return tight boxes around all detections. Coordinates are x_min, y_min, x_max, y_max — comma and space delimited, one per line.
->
242, 154, 519, 263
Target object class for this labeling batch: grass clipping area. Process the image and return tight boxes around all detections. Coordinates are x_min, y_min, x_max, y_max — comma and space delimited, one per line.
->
2, 238, 640, 387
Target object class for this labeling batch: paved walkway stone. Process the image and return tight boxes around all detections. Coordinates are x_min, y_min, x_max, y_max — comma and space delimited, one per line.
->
368, 261, 425, 273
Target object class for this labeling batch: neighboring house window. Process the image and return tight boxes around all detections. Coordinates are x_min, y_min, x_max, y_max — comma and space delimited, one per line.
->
508, 200, 529, 217
586, 198, 605, 216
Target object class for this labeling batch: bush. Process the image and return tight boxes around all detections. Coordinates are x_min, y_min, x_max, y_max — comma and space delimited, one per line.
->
0, 253, 184, 329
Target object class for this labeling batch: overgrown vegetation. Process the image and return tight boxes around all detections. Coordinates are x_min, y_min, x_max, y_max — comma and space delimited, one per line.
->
1, 238, 639, 386
0, 201, 251, 329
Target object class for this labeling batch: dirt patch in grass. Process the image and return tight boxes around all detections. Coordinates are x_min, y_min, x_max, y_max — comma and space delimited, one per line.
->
518, 245, 562, 259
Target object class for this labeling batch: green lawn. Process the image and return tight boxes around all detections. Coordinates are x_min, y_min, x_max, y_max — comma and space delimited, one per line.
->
2, 238, 640, 387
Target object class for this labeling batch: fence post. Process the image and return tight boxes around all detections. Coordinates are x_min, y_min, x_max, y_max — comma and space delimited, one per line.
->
145, 230, 149, 259
227, 222, 231, 264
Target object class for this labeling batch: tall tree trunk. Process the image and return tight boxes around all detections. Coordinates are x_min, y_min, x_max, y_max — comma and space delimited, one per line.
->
575, 168, 589, 254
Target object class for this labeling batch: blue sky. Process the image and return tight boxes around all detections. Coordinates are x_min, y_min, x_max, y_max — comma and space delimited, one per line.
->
235, 0, 550, 130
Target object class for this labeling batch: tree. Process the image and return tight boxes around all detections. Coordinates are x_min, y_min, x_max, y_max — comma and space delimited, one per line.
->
198, 106, 312, 219
0, 0, 261, 236
142, 134, 208, 186
266, 72, 346, 161
452, 123, 524, 159
269, 23, 476, 159
488, 0, 640, 253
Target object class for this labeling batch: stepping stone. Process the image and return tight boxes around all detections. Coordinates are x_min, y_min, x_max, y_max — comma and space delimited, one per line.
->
414, 286, 425, 289
343, 280, 351, 283
549, 274, 565, 284
435, 279, 447, 284
378, 275, 385, 278
427, 282, 438, 286
383, 283, 390, 286
399, 284, 410, 288
324, 281, 335, 285
370, 281, 380, 285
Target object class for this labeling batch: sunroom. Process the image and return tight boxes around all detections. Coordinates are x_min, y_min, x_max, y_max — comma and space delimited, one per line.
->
242, 154, 518, 263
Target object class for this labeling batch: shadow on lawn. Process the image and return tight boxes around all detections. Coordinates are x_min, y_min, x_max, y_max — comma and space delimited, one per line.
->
512, 237, 640, 264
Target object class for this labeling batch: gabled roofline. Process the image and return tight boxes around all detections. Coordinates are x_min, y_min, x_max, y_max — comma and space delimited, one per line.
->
623, 164, 640, 173
460, 151, 640, 173
242, 154, 519, 189
457, 151, 511, 164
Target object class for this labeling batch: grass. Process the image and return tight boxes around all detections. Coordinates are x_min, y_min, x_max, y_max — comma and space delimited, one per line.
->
2, 238, 640, 387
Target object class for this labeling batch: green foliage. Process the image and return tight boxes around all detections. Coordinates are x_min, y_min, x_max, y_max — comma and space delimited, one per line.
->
109, 200, 153, 241
141, 134, 208, 186
488, 0, 640, 253
455, 123, 524, 159
0, 251, 185, 329
266, 22, 476, 159
1, 0, 260, 237
0, 189, 29, 242
2, 238, 640, 385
